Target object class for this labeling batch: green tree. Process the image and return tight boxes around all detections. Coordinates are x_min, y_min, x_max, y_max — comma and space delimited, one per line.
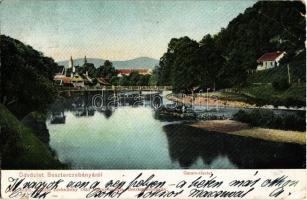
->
199, 34, 225, 89
157, 37, 201, 92
79, 63, 96, 77
157, 1, 305, 90
157, 38, 179, 85
119, 75, 130, 86
171, 37, 201, 92
0, 35, 59, 118
149, 66, 159, 85
96, 60, 116, 79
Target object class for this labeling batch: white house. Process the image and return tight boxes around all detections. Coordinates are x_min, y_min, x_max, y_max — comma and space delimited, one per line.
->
256, 51, 285, 71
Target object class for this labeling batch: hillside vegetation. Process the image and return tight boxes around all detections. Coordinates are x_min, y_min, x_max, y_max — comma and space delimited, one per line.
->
0, 35, 66, 168
234, 109, 305, 131
0, 104, 65, 169
0, 35, 61, 118
156, 1, 305, 93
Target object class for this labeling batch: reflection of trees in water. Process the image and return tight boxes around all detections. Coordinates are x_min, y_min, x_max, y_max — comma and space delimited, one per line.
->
49, 92, 162, 120
48, 94, 116, 119
73, 107, 95, 117
96, 108, 113, 119
50, 111, 66, 124
164, 124, 305, 169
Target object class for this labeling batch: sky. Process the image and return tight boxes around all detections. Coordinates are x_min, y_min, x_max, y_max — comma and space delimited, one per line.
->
1, 0, 256, 61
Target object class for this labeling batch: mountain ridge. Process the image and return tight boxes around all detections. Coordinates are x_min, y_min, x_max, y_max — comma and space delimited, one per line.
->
57, 56, 159, 69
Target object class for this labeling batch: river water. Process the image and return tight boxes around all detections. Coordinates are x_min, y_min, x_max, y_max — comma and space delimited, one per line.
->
46, 91, 305, 169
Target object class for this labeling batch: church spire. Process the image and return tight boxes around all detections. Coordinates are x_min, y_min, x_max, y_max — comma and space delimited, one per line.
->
69, 56, 74, 68
69, 56, 75, 77
84, 55, 87, 64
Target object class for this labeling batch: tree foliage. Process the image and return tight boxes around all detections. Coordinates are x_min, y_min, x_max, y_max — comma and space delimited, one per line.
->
157, 1, 305, 92
118, 71, 151, 86
96, 60, 116, 79
0, 35, 60, 118
157, 37, 201, 92
78, 63, 96, 77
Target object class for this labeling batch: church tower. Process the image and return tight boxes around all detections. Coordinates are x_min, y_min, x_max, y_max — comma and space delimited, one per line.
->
69, 56, 75, 77
84, 56, 87, 65
69, 56, 74, 68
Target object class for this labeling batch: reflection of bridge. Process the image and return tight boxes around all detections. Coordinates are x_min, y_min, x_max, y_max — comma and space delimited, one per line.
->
60, 86, 172, 92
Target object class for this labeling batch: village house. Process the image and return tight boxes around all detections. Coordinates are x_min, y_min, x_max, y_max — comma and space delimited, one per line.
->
116, 69, 132, 77
116, 68, 153, 77
53, 65, 73, 86
53, 57, 86, 88
136, 68, 153, 75
71, 74, 84, 88
54, 73, 72, 86
256, 51, 285, 71
96, 77, 111, 86
81, 72, 93, 85
54, 71, 85, 88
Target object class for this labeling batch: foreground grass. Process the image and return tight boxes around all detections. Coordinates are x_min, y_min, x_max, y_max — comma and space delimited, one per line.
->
204, 84, 305, 108
239, 64, 305, 107
231, 128, 306, 145
190, 120, 306, 145
0, 104, 65, 169
241, 84, 305, 107
233, 109, 305, 131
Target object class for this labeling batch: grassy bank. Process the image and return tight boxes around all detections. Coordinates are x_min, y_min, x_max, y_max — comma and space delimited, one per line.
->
233, 109, 305, 131
189, 120, 305, 145
240, 84, 305, 107
239, 56, 305, 107
0, 104, 66, 169
207, 84, 305, 108
168, 83, 305, 109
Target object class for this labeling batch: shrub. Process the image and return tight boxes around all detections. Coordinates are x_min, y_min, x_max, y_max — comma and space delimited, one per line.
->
272, 78, 290, 91
233, 109, 305, 131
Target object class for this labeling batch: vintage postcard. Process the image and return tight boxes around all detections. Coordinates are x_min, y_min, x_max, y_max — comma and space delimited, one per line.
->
0, 0, 306, 199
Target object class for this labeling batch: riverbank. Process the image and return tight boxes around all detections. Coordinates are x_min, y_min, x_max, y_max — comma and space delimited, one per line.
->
0, 104, 66, 169
189, 120, 306, 145
167, 91, 306, 110
168, 94, 255, 109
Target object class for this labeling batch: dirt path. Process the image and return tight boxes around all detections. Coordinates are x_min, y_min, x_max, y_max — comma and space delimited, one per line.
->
189, 120, 306, 145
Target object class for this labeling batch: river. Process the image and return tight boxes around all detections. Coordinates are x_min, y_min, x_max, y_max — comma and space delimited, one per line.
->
46, 91, 305, 169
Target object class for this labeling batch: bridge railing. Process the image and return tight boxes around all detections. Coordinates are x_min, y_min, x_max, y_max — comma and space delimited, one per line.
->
59, 85, 172, 91
101, 86, 172, 91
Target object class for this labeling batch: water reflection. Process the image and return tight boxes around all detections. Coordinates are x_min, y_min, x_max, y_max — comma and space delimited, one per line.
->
50, 112, 66, 124
47, 92, 305, 169
164, 124, 305, 169
48, 91, 164, 121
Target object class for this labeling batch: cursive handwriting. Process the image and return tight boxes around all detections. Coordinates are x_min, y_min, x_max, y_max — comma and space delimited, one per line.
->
3, 171, 302, 199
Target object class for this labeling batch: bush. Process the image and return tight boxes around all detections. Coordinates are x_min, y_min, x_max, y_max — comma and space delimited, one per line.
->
233, 109, 305, 131
0, 126, 25, 168
272, 78, 290, 91
0, 104, 67, 169
234, 109, 274, 127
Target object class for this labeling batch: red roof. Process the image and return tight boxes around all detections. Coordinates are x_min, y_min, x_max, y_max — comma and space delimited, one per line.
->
257, 51, 284, 62
116, 68, 151, 75
62, 77, 71, 84
116, 69, 132, 75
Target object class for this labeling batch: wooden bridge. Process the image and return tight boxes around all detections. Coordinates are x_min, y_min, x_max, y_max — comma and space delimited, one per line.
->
59, 85, 172, 93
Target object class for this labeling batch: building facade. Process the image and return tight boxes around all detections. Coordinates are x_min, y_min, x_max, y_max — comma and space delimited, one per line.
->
256, 51, 285, 71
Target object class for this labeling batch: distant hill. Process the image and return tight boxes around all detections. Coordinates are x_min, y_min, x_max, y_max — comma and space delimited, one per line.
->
57, 57, 159, 69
